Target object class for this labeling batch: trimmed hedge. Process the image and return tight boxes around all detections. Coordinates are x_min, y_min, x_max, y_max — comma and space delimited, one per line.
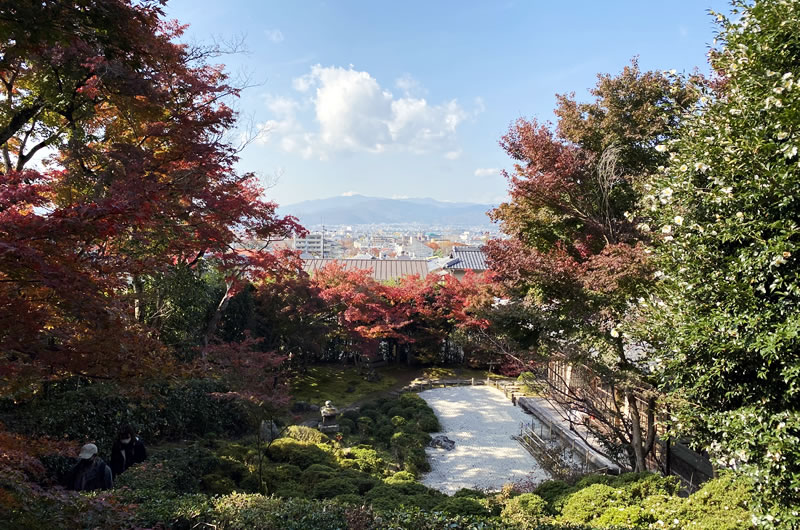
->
2, 379, 258, 452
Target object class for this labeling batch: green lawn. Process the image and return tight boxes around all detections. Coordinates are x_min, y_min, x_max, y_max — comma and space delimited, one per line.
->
289, 364, 398, 408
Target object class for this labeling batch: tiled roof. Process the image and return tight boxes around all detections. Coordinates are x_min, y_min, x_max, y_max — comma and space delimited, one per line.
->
446, 246, 488, 271
302, 258, 429, 282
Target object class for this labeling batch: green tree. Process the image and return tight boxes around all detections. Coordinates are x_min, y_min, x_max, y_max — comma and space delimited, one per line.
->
485, 61, 695, 472
642, 1, 800, 525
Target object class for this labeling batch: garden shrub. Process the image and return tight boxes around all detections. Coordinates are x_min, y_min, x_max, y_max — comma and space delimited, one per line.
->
338, 418, 355, 434
390, 415, 407, 427
357, 416, 374, 435
500, 493, 548, 529
620, 472, 679, 500
38, 453, 76, 485
267, 438, 333, 469
341, 445, 384, 474
260, 463, 302, 495
673, 474, 753, 530
333, 493, 364, 505
593, 504, 648, 528
285, 425, 330, 445
560, 483, 626, 524
3, 379, 258, 451
416, 413, 440, 433
211, 494, 350, 530
573, 473, 614, 489
339, 469, 378, 494
435, 496, 491, 517
533, 480, 573, 514
300, 463, 335, 485
641, 494, 686, 526
385, 471, 416, 484
376, 506, 497, 529
273, 484, 308, 499
313, 477, 359, 499
401, 450, 430, 475
454, 488, 486, 499
341, 409, 360, 422
238, 472, 262, 493
201, 473, 237, 495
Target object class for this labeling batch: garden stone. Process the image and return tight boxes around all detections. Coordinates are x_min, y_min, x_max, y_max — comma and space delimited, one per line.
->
430, 435, 456, 451
259, 420, 280, 442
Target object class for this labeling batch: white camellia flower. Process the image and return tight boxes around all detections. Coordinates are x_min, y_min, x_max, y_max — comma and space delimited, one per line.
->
662, 225, 672, 234
736, 211, 744, 219
777, 131, 789, 140
694, 162, 709, 172
655, 144, 667, 153
610, 329, 620, 338
674, 215, 684, 226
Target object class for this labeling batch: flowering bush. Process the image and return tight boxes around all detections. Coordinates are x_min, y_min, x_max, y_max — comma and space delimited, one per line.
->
641, 0, 800, 525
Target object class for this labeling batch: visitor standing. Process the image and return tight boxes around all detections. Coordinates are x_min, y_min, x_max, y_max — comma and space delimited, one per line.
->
110, 424, 147, 477
65, 443, 113, 491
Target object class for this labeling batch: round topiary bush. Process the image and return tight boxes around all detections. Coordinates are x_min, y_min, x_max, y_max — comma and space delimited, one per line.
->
201, 473, 236, 495
313, 477, 359, 499
594, 504, 649, 528
385, 471, 416, 484
500, 493, 548, 529
560, 483, 625, 525
301, 464, 335, 485
286, 425, 330, 445
533, 480, 573, 515
267, 439, 333, 469
416, 413, 440, 433
435, 496, 490, 517
333, 493, 364, 505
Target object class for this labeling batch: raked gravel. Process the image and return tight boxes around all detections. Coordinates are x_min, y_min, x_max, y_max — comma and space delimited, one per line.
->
419, 385, 550, 494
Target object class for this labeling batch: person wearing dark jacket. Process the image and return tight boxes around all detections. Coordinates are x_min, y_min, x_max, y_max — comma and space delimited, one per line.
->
110, 424, 147, 477
65, 443, 113, 491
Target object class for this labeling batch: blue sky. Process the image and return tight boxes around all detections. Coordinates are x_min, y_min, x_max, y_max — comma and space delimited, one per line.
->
165, 0, 730, 207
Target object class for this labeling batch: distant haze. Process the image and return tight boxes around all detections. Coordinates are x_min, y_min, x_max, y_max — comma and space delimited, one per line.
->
278, 194, 497, 227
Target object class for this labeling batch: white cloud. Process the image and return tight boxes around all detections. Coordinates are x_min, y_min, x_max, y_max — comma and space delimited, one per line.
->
395, 74, 425, 97
445, 150, 462, 160
265, 29, 284, 43
260, 65, 479, 159
474, 167, 501, 177
341, 191, 358, 196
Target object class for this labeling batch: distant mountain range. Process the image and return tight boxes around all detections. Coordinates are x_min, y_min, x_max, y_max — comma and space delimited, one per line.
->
278, 195, 497, 227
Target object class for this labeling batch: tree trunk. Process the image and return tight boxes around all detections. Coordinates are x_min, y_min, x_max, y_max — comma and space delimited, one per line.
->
133, 276, 145, 322
203, 280, 233, 351
628, 390, 647, 472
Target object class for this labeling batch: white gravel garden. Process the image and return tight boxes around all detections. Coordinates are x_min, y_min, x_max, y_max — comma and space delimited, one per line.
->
419, 385, 550, 494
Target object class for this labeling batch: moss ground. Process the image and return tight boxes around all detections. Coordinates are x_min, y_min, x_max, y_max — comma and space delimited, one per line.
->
289, 364, 399, 407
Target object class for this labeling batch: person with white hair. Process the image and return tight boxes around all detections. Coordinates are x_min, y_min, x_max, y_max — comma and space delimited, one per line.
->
65, 443, 113, 491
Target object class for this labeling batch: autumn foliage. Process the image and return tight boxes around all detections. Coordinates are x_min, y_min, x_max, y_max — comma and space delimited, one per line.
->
0, 1, 302, 388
